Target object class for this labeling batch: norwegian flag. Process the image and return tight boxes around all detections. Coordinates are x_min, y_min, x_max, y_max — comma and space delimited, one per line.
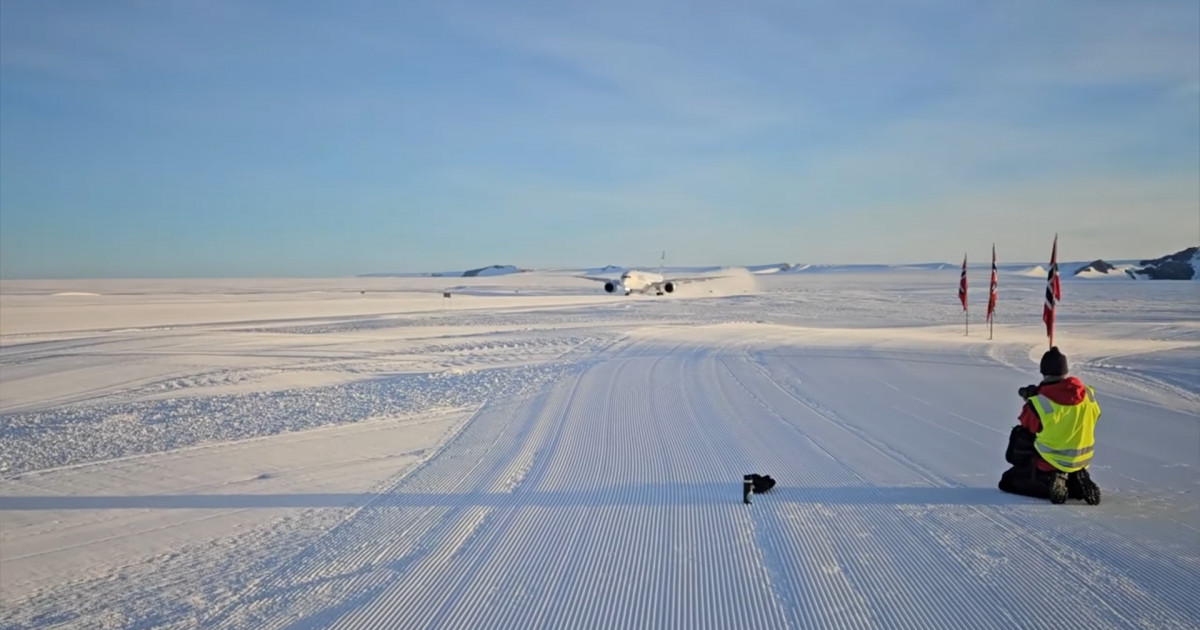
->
1043, 235, 1061, 346
986, 244, 997, 323
958, 254, 968, 311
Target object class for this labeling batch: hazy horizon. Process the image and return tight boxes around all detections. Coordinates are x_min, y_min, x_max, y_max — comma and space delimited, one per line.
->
1, 249, 1195, 281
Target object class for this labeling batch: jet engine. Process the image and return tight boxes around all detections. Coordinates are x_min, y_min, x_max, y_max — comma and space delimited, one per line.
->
662, 282, 675, 293
604, 282, 617, 293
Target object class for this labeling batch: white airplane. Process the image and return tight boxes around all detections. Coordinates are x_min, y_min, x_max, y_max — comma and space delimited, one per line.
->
579, 253, 727, 296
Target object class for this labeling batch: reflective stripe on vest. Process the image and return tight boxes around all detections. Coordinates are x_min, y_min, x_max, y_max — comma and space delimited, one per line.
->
1029, 386, 1100, 473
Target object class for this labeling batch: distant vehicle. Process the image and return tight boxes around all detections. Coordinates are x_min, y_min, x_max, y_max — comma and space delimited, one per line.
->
579, 252, 727, 296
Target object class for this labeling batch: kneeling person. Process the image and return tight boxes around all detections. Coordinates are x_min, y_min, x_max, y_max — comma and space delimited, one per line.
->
999, 347, 1102, 505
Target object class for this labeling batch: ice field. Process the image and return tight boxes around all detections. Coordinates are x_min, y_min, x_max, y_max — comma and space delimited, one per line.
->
1, 269, 1197, 629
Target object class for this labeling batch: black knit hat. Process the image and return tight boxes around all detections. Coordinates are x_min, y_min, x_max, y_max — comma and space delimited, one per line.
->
1039, 346, 1069, 377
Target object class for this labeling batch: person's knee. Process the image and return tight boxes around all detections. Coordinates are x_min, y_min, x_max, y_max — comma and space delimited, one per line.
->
999, 465, 1048, 498
998, 467, 1020, 493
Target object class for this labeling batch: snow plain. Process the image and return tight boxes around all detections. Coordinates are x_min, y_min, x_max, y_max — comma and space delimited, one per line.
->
1, 269, 1197, 629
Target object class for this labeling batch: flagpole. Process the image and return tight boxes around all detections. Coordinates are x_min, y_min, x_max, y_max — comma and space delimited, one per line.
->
960, 253, 968, 336
988, 243, 996, 341
1050, 235, 1056, 348
1044, 234, 1060, 349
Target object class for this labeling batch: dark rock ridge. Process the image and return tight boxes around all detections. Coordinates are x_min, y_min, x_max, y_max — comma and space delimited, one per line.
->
1134, 247, 1197, 280
1073, 260, 1115, 275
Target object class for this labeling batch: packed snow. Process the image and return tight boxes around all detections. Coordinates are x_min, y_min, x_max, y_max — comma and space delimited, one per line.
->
1, 270, 1197, 629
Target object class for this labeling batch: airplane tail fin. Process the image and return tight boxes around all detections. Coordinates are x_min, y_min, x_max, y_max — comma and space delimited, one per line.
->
660, 250, 666, 275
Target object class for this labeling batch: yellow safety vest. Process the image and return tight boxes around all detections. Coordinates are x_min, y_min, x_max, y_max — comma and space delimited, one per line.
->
1028, 386, 1100, 473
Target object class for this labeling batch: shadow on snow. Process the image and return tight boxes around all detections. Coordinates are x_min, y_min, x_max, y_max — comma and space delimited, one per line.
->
0, 484, 1030, 510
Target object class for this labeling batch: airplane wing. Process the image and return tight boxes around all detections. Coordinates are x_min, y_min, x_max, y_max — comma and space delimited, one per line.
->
661, 274, 729, 285
645, 272, 735, 295
578, 269, 736, 295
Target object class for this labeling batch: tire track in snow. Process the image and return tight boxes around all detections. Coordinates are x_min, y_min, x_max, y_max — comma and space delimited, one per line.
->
177, 336, 1197, 629
718, 353, 1046, 628
685, 348, 818, 629
714, 350, 964, 630
662, 345, 789, 630
730, 348, 1199, 628
423, 340, 793, 630
338, 380, 577, 629
755, 348, 1200, 626
328, 370, 587, 629
199, 373, 578, 629
720, 342, 1022, 629
749, 354, 1177, 629
325, 353, 651, 629
429, 372, 595, 629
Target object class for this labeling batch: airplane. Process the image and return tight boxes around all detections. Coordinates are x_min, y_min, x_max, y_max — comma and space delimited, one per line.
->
579, 253, 727, 296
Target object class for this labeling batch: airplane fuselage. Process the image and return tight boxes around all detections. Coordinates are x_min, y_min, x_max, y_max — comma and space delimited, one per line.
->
591, 267, 705, 296
619, 270, 664, 294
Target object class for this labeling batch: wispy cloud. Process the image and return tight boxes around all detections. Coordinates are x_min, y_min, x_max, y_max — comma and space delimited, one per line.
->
1, 0, 1197, 276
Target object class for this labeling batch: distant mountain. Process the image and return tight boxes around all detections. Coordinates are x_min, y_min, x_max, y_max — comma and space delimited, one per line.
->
357, 251, 1198, 281
1066, 247, 1198, 280
576, 265, 624, 275
1013, 265, 1048, 277
1074, 259, 1114, 275
778, 262, 953, 273
893, 263, 956, 271
360, 264, 529, 278
1128, 247, 1198, 280
461, 265, 526, 277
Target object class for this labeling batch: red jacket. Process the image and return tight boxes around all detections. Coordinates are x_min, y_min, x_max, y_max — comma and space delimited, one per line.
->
1018, 377, 1091, 472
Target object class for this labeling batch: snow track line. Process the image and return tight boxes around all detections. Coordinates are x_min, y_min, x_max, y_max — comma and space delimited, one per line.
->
329, 372, 587, 629
1082, 365, 1200, 415
196, 398, 503, 629
719, 347, 1031, 629
530, 355, 633, 630
720, 356, 1044, 628
22, 334, 1191, 629
663, 346, 788, 630
323, 390, 564, 628
727, 349, 1199, 628
680, 344, 865, 629
713, 354, 969, 629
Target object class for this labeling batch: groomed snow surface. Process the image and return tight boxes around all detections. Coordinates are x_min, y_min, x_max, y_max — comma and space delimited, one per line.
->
1, 271, 1198, 629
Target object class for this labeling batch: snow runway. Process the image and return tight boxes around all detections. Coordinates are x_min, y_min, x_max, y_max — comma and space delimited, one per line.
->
196, 339, 1198, 629
1, 273, 1197, 629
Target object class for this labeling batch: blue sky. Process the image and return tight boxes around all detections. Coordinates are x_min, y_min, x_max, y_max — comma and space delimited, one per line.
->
1, 1, 1197, 277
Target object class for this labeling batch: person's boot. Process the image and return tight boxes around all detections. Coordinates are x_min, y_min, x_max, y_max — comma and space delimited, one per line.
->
1048, 471, 1069, 504
998, 467, 1019, 494
1076, 468, 1101, 505
1067, 472, 1085, 500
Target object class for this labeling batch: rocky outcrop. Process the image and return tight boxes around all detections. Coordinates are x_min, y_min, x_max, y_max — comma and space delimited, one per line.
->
1134, 247, 1198, 280
1074, 260, 1115, 275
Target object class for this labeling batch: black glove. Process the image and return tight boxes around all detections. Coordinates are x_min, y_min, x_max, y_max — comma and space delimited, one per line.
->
1018, 384, 1040, 399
